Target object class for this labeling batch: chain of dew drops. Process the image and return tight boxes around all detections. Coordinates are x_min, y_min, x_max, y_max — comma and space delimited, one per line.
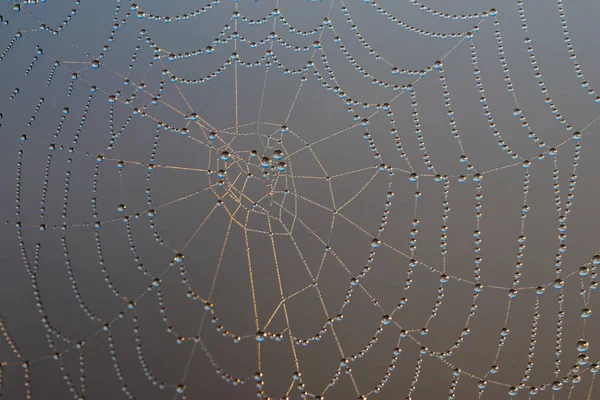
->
0, 0, 600, 399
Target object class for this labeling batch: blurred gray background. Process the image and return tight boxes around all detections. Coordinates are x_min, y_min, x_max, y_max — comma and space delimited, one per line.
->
0, 0, 599, 399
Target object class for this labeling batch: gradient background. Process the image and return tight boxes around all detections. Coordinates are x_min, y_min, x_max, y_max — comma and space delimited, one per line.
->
0, 0, 599, 399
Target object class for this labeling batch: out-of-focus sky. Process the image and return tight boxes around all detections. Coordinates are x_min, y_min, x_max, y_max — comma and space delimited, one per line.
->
0, 0, 599, 399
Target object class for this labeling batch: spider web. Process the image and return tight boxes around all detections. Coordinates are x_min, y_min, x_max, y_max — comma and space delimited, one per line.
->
0, 0, 599, 399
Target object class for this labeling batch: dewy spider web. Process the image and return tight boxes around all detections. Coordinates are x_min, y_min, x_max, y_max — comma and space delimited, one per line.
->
0, 0, 599, 399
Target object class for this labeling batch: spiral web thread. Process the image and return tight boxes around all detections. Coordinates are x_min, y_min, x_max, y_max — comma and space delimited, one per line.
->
0, 0, 599, 399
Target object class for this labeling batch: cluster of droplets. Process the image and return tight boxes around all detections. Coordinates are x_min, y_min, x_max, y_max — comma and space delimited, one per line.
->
447, 367, 461, 399
409, 0, 494, 20
52, 106, 70, 138
105, 328, 135, 399
236, 8, 323, 36
337, 6, 460, 86
407, 350, 427, 397
130, 315, 180, 395
129, 1, 219, 24
4, 22, 221, 396
8, 87, 20, 100
134, 2, 327, 40
144, 151, 169, 248
469, 39, 520, 161
2, 1, 600, 399
436, 62, 479, 180
516, 0, 529, 31
352, 2, 477, 39
45, 60, 59, 85
11, 141, 98, 400
405, 173, 421, 294
0, 316, 32, 399
478, 168, 529, 397
408, 88, 435, 171
159, 16, 330, 64
67, 72, 78, 96
25, 60, 59, 127
431, 177, 451, 321
492, 16, 514, 94
521, 299, 541, 391
326, 335, 402, 398
556, 0, 600, 103
0, 30, 22, 62
144, 3, 490, 93
39, 5, 81, 34
522, 37, 573, 132
70, 88, 94, 146
60, 234, 99, 321
24, 45, 42, 75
